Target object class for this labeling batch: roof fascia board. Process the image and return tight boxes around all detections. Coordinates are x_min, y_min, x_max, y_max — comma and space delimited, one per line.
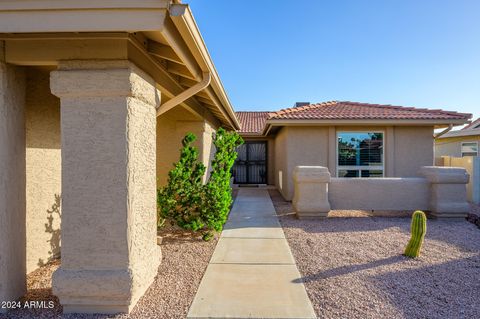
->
0, 1, 170, 33
0, 0, 170, 10
437, 128, 480, 139
266, 119, 469, 126
261, 119, 469, 136
169, 4, 240, 129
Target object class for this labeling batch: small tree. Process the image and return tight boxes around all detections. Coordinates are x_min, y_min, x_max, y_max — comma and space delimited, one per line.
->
157, 133, 206, 231
202, 128, 243, 235
157, 129, 243, 240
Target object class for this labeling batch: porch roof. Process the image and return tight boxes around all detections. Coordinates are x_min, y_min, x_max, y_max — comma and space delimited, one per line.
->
0, 0, 240, 130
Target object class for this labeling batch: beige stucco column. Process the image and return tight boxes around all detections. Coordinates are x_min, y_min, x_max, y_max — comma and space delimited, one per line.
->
50, 61, 161, 314
0, 58, 27, 312
292, 166, 331, 218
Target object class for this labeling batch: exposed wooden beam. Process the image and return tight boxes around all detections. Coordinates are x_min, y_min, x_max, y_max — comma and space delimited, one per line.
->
147, 41, 183, 64
195, 90, 210, 99
179, 77, 197, 87
196, 96, 216, 106
161, 17, 203, 79
167, 61, 196, 80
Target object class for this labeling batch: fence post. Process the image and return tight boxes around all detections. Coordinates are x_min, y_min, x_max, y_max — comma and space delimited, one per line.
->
419, 166, 470, 218
293, 166, 331, 218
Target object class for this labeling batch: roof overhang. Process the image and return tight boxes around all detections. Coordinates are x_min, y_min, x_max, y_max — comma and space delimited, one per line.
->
436, 127, 480, 140
0, 0, 239, 129
263, 118, 470, 135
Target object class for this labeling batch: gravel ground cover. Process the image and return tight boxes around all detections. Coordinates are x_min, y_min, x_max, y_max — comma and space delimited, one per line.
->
2, 227, 218, 319
269, 190, 480, 319
2, 192, 242, 319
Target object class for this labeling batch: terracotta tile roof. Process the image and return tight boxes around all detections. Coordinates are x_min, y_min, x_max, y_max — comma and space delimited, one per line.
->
268, 101, 471, 121
235, 111, 270, 134
462, 118, 480, 130
236, 101, 471, 135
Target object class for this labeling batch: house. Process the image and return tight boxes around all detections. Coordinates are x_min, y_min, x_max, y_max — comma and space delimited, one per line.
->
435, 118, 480, 160
234, 101, 471, 200
0, 0, 238, 314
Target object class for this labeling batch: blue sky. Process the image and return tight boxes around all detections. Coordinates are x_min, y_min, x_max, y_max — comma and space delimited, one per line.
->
187, 0, 480, 120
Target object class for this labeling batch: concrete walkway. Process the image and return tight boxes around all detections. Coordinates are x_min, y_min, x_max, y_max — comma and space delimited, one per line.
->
187, 188, 316, 319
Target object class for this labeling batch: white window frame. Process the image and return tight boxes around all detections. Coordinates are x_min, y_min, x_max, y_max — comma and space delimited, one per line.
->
336, 130, 385, 178
461, 141, 478, 157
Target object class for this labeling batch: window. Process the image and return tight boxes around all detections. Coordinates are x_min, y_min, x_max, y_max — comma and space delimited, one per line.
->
461, 142, 478, 157
337, 132, 384, 177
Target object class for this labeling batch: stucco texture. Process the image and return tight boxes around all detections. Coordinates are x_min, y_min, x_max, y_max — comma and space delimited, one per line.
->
156, 106, 219, 186
50, 61, 160, 314
0, 60, 27, 311
25, 67, 61, 273
435, 135, 480, 159
272, 125, 435, 200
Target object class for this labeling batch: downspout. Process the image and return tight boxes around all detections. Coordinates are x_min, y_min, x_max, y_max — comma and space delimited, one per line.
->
433, 124, 453, 139
156, 72, 211, 116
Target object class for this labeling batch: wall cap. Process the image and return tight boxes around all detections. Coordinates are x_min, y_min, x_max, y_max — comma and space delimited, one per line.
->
293, 166, 331, 183
419, 166, 469, 184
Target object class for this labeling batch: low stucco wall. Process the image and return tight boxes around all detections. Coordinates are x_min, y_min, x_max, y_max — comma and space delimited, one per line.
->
25, 68, 61, 273
273, 125, 435, 200
293, 166, 470, 218
329, 178, 430, 211
156, 106, 219, 186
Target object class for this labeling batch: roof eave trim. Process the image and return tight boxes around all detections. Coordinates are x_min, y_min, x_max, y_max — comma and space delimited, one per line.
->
169, 4, 240, 130
265, 118, 470, 126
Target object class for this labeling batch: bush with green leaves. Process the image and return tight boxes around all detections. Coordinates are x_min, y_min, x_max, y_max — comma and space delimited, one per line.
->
157, 133, 206, 231
203, 128, 243, 232
157, 128, 243, 239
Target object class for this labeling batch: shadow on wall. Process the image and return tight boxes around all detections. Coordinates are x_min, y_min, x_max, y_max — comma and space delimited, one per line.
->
37, 194, 61, 268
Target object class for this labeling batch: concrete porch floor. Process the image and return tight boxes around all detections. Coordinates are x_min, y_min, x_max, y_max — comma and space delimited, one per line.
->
187, 188, 316, 319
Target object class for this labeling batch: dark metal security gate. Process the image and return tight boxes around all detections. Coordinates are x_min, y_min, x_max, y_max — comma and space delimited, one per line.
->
233, 141, 267, 184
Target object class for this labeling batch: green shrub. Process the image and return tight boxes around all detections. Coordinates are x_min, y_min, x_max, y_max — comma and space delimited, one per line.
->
157, 133, 206, 231
157, 129, 243, 239
404, 210, 427, 258
203, 128, 244, 232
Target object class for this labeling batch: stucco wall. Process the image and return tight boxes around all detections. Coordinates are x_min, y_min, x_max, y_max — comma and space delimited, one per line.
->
435, 136, 480, 159
329, 177, 430, 210
0, 60, 27, 309
394, 126, 434, 176
274, 127, 288, 199
272, 125, 435, 200
25, 68, 61, 273
156, 106, 219, 186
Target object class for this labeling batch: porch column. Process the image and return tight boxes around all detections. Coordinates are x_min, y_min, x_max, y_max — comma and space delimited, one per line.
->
50, 61, 161, 314
0, 60, 26, 312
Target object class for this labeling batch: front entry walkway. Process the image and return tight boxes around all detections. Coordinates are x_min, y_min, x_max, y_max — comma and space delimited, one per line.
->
187, 188, 316, 319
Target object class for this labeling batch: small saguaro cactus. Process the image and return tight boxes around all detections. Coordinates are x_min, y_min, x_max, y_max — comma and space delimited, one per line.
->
404, 210, 427, 258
